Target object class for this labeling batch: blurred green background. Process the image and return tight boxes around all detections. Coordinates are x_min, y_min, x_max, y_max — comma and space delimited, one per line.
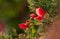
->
0, 0, 29, 34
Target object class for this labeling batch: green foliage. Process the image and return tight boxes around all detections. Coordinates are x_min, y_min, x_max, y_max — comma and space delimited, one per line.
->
27, 0, 57, 16
24, 0, 57, 39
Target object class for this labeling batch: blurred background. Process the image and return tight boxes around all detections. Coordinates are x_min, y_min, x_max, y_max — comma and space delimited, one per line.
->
0, 0, 29, 34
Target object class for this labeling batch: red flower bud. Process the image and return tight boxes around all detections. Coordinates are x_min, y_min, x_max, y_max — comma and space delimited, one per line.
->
19, 23, 28, 29
25, 20, 30, 25
34, 16, 42, 20
30, 13, 36, 18
26, 20, 30, 23
36, 7, 45, 17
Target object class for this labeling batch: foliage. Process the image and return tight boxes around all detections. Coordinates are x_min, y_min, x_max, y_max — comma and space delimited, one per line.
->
27, 0, 57, 17
18, 0, 57, 39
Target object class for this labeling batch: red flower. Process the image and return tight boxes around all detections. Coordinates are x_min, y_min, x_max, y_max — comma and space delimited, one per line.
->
34, 16, 42, 20
25, 20, 30, 25
30, 13, 36, 18
26, 20, 30, 23
36, 7, 45, 17
19, 23, 28, 29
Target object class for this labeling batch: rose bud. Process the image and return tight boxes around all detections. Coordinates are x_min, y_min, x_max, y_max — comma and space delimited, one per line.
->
19, 23, 28, 29
36, 7, 45, 17
30, 13, 36, 18
34, 16, 42, 20
25, 20, 30, 25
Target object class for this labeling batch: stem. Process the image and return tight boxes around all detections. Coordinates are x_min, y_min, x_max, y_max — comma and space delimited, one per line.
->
35, 24, 43, 37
